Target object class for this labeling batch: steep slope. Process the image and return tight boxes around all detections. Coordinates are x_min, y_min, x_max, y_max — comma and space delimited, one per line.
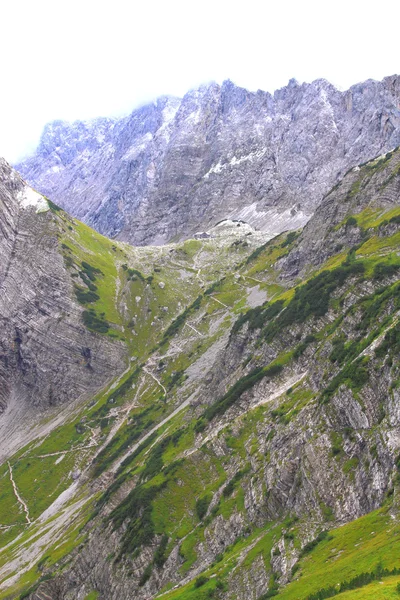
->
16, 75, 400, 246
0, 159, 127, 462
1, 149, 400, 600
0, 161, 276, 597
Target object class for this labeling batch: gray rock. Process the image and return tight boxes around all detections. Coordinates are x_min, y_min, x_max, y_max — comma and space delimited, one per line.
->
16, 76, 400, 246
0, 158, 126, 461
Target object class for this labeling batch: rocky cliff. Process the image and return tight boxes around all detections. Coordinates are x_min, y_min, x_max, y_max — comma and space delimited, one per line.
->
16, 75, 400, 246
0, 159, 126, 461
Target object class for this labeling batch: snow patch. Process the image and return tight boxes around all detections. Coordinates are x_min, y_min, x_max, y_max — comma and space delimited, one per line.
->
229, 202, 310, 233
17, 186, 49, 213
203, 148, 268, 178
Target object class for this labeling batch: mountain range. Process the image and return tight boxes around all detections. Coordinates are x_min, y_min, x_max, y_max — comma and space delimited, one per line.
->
0, 75, 400, 600
16, 75, 400, 245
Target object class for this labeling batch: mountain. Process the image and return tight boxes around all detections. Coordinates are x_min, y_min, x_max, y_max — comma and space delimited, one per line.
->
0, 158, 126, 463
1, 147, 400, 599
16, 76, 400, 246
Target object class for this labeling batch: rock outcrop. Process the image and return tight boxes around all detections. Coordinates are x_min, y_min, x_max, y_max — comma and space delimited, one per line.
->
0, 158, 126, 460
16, 76, 400, 246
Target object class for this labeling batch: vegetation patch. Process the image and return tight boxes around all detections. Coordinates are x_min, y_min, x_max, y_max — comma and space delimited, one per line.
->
161, 295, 203, 344
306, 563, 400, 600
263, 261, 365, 342
321, 357, 370, 402
111, 481, 167, 558
203, 363, 283, 422
82, 308, 109, 333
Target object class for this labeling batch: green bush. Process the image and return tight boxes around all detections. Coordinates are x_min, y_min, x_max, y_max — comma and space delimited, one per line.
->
203, 363, 283, 422
75, 287, 100, 304
375, 323, 400, 358
194, 417, 206, 433
196, 495, 212, 520
264, 261, 365, 342
111, 481, 167, 557
345, 216, 357, 228
281, 231, 299, 248
299, 530, 330, 558
231, 300, 284, 335
161, 295, 203, 343
81, 260, 103, 280
116, 431, 158, 475
322, 358, 369, 402
306, 563, 400, 600
82, 309, 109, 333
153, 534, 169, 567
223, 469, 247, 497
139, 563, 153, 586
127, 267, 145, 281
194, 575, 209, 588
373, 262, 400, 280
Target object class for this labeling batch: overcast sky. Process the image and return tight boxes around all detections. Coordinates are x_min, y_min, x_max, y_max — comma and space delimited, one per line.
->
2, 0, 399, 163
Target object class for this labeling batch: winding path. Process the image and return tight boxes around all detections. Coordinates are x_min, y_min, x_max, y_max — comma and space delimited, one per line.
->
184, 322, 203, 337
8, 461, 31, 525
209, 295, 229, 309
143, 366, 167, 396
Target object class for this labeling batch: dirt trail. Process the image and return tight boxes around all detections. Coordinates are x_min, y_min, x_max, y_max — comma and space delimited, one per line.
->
7, 462, 31, 525
0, 490, 87, 590
209, 295, 229, 309
183, 371, 309, 455
35, 443, 97, 459
112, 396, 192, 473
242, 274, 265, 284
143, 366, 167, 395
184, 322, 203, 337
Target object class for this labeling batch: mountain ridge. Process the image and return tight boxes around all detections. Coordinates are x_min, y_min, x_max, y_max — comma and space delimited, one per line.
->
16, 74, 400, 246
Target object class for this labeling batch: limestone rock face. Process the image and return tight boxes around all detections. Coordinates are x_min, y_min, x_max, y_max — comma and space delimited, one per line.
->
279, 147, 400, 278
16, 76, 400, 246
0, 158, 126, 458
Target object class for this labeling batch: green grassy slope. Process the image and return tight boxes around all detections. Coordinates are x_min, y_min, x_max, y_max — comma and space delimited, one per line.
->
2, 150, 400, 599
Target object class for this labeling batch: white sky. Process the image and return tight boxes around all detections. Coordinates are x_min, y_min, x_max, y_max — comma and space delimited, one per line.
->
1, 0, 399, 163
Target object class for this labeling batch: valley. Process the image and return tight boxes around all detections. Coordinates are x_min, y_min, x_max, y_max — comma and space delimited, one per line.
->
1, 77, 400, 600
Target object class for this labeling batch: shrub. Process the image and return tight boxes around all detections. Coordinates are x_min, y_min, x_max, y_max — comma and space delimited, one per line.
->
203, 363, 283, 422
263, 261, 365, 342
231, 300, 284, 335
375, 323, 400, 358
345, 216, 357, 228
244, 240, 271, 264
161, 295, 203, 343
82, 309, 109, 333
281, 231, 299, 247
81, 260, 103, 280
373, 262, 400, 280
194, 575, 209, 588
75, 287, 100, 304
299, 530, 330, 558
196, 495, 212, 520
222, 469, 248, 497
153, 534, 169, 567
194, 417, 206, 433
322, 357, 369, 402
139, 563, 153, 586
111, 481, 167, 557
